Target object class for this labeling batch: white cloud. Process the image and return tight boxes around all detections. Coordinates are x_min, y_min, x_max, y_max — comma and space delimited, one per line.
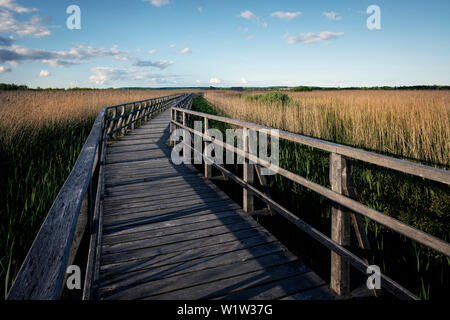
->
238, 10, 267, 27
0, 10, 52, 38
270, 11, 302, 20
0, 0, 37, 13
145, 0, 169, 7
323, 12, 343, 21
89, 66, 179, 85
180, 47, 191, 54
0, 65, 12, 73
196, 79, 201, 84
39, 69, 50, 77
210, 77, 221, 84
241, 78, 248, 85
147, 49, 157, 54
169, 44, 176, 48
0, 44, 132, 67
284, 31, 344, 44
133, 59, 175, 69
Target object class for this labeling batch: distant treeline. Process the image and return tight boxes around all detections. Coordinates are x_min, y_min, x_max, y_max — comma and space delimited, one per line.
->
289, 85, 450, 92
1, 83, 449, 91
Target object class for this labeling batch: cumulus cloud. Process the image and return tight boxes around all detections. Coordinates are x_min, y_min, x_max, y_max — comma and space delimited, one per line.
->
132, 59, 175, 69
270, 11, 302, 20
240, 78, 248, 85
0, 65, 12, 73
39, 69, 50, 77
147, 49, 157, 54
0, 35, 14, 46
238, 10, 267, 27
0, 0, 37, 13
180, 47, 191, 54
0, 44, 131, 67
145, 0, 169, 7
323, 12, 343, 21
89, 66, 179, 85
284, 31, 344, 44
210, 77, 221, 84
0, 4, 52, 38
169, 44, 176, 48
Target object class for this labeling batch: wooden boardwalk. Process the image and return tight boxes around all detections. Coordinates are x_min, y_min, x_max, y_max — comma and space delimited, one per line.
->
95, 108, 335, 300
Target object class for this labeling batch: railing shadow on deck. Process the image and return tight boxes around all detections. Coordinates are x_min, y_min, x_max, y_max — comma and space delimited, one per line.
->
169, 100, 450, 300
96, 106, 322, 300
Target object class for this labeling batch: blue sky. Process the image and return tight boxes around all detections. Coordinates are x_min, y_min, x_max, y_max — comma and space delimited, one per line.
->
0, 0, 449, 88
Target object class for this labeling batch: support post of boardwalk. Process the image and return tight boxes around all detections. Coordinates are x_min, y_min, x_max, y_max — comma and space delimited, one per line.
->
169, 109, 175, 147
204, 117, 212, 178
243, 128, 254, 213
330, 152, 350, 296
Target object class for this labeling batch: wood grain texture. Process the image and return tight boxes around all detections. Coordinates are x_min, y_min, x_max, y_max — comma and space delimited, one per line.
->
93, 106, 334, 300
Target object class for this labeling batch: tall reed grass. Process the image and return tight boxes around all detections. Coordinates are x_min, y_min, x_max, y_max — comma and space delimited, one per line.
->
0, 89, 185, 298
197, 92, 449, 299
205, 90, 450, 167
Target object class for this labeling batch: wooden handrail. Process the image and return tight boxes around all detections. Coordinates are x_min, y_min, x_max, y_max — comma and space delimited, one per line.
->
170, 105, 450, 299
6, 93, 188, 300
172, 107, 449, 185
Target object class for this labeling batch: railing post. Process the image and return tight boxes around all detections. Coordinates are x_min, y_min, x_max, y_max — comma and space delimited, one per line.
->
119, 105, 125, 136
204, 117, 212, 178
330, 152, 350, 296
169, 109, 175, 147
130, 104, 136, 130
243, 128, 254, 213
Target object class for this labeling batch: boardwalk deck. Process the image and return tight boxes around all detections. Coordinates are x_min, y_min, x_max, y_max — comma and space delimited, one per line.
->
95, 108, 335, 300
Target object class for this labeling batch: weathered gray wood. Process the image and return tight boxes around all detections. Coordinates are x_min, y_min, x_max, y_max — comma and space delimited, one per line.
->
330, 153, 350, 296
99, 242, 288, 287
204, 117, 212, 178
217, 271, 326, 300
243, 128, 254, 213
102, 222, 263, 256
174, 123, 449, 258
7, 109, 107, 300
102, 256, 304, 299
281, 285, 337, 300
172, 107, 450, 185
101, 227, 271, 266
100, 236, 279, 278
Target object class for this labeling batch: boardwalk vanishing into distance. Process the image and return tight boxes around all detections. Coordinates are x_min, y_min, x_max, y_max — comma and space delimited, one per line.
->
6, 93, 450, 300
95, 107, 333, 300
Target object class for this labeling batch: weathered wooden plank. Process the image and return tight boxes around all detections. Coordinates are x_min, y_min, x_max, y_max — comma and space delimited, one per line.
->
102, 213, 248, 244
104, 192, 232, 213
281, 285, 336, 300
103, 197, 238, 219
99, 242, 291, 290
101, 255, 303, 299
100, 236, 279, 278
102, 221, 260, 255
102, 203, 242, 230
217, 272, 326, 300
101, 227, 272, 266
6, 109, 106, 300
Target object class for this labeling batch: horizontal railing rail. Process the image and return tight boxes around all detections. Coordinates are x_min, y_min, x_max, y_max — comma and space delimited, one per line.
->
6, 93, 188, 300
170, 105, 450, 300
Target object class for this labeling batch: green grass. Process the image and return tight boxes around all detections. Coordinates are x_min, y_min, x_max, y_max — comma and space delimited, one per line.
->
244, 91, 291, 105
0, 117, 95, 298
191, 95, 449, 300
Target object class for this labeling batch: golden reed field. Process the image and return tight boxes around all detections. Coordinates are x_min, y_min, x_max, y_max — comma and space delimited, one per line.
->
0, 89, 188, 139
205, 90, 450, 166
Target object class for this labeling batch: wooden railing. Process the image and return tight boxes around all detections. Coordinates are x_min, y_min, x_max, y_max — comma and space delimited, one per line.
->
170, 105, 450, 300
6, 93, 190, 300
